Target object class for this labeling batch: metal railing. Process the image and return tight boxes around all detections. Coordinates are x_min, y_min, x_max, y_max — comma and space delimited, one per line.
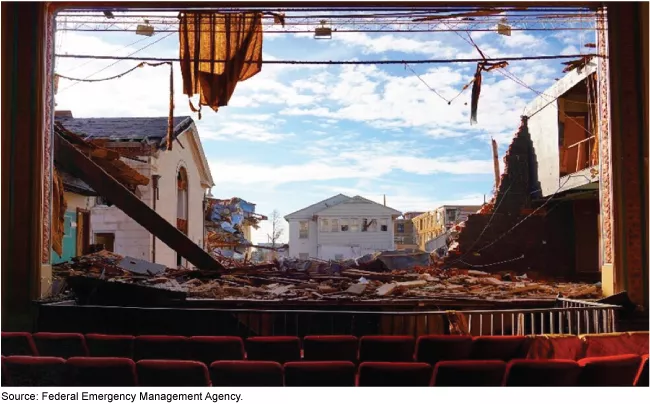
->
209, 297, 620, 338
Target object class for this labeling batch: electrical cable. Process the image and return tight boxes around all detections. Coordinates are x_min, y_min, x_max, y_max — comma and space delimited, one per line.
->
57, 32, 175, 94
54, 53, 604, 64
403, 63, 451, 104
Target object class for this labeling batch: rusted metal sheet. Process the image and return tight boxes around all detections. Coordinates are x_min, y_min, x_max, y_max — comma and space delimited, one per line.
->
54, 132, 225, 272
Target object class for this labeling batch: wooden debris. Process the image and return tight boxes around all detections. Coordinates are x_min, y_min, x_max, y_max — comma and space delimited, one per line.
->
377, 283, 398, 297
51, 250, 604, 304
345, 283, 367, 295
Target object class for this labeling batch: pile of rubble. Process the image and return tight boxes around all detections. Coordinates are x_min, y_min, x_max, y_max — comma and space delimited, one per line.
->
52, 251, 602, 303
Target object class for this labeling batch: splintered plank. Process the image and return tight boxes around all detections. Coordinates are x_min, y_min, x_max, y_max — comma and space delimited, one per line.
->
55, 133, 225, 272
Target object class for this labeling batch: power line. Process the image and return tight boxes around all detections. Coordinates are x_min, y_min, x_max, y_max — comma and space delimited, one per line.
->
54, 53, 604, 65
57, 32, 175, 94
403, 63, 451, 104
58, 35, 154, 75
56, 61, 170, 83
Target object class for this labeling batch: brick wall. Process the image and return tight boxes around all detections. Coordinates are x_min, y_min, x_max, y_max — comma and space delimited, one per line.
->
445, 117, 576, 277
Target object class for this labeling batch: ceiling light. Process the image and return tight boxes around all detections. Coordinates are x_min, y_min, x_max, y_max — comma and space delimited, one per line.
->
497, 18, 511, 36
314, 20, 332, 40
136, 20, 155, 36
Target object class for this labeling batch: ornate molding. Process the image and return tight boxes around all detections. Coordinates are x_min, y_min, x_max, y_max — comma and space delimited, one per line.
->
41, 9, 55, 264
597, 10, 613, 265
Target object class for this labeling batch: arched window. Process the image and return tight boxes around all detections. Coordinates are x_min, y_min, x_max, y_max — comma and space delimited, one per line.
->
176, 167, 189, 266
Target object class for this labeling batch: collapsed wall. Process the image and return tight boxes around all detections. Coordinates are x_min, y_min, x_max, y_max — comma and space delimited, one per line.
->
445, 117, 574, 278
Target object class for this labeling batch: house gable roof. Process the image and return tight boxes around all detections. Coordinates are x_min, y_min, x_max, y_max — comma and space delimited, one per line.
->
284, 194, 351, 220
180, 123, 215, 188
317, 195, 402, 216
53, 115, 193, 146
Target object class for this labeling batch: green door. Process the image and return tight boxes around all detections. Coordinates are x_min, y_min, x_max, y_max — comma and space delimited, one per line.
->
52, 211, 77, 264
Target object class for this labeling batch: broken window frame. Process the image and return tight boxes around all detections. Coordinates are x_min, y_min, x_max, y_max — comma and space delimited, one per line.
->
379, 218, 389, 232
299, 221, 309, 239
340, 218, 349, 232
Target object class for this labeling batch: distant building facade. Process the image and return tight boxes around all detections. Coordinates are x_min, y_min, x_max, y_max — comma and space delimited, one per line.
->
394, 211, 423, 250
413, 205, 481, 251
284, 194, 402, 260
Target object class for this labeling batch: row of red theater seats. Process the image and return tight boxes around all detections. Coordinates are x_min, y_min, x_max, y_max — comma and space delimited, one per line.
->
3, 332, 648, 365
2, 355, 648, 387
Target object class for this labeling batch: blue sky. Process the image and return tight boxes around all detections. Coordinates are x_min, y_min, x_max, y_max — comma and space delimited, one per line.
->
54, 14, 593, 243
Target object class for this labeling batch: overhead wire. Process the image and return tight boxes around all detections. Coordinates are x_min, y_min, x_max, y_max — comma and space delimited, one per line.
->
403, 63, 451, 104
54, 53, 603, 64
59, 34, 154, 75
57, 31, 175, 94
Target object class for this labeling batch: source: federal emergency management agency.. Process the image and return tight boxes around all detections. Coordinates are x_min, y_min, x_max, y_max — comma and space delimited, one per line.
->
32, 392, 243, 403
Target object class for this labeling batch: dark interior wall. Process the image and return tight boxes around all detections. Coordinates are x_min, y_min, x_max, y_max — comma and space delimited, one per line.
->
1, 2, 47, 331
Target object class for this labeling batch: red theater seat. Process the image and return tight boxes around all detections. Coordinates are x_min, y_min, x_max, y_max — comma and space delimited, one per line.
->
85, 334, 134, 358
432, 360, 507, 387
2, 356, 67, 386
1, 356, 7, 386
284, 361, 356, 387
1, 332, 38, 356
578, 354, 643, 386
189, 336, 245, 365
359, 336, 415, 362
504, 359, 581, 386
245, 337, 301, 364
581, 333, 649, 358
357, 362, 433, 387
524, 335, 585, 360
210, 361, 283, 387
635, 355, 649, 387
415, 335, 473, 366
303, 335, 358, 362
136, 360, 210, 387
471, 336, 527, 361
134, 335, 188, 361
32, 332, 88, 359
66, 357, 137, 387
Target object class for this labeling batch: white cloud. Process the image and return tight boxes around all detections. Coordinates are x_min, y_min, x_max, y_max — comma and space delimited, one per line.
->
333, 32, 458, 57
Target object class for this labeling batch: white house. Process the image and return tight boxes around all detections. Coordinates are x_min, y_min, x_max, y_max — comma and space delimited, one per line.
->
55, 114, 214, 268
284, 194, 402, 260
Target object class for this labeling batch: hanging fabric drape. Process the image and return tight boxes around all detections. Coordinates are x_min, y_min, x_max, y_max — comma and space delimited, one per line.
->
52, 168, 68, 257
179, 12, 263, 117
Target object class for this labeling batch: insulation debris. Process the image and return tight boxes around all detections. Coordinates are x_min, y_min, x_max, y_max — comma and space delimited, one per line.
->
204, 197, 267, 250
52, 250, 604, 304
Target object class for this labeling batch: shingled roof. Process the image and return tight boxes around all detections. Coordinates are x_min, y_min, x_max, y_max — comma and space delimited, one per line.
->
54, 115, 193, 147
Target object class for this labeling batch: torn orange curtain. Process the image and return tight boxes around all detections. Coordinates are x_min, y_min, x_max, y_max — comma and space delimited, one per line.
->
52, 168, 68, 257
179, 12, 263, 116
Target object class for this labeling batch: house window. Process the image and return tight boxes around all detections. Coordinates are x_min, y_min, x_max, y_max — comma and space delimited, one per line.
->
320, 218, 330, 232
446, 209, 457, 224
379, 219, 389, 232
299, 221, 309, 239
330, 219, 339, 232
177, 167, 189, 267
362, 218, 377, 232
299, 253, 309, 259
397, 223, 405, 233
94, 233, 115, 252
350, 218, 359, 232
340, 219, 349, 232
335, 254, 344, 260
